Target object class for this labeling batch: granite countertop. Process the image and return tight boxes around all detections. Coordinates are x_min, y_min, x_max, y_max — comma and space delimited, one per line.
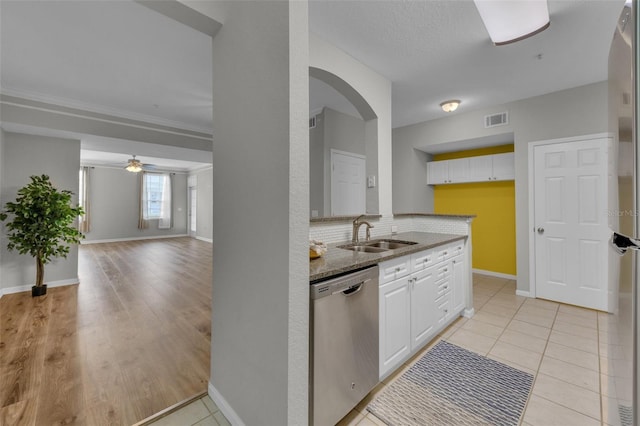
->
310, 231, 466, 282
393, 212, 477, 220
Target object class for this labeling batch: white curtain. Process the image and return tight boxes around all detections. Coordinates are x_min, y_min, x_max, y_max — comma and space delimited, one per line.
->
158, 174, 173, 229
79, 166, 91, 232
140, 172, 173, 229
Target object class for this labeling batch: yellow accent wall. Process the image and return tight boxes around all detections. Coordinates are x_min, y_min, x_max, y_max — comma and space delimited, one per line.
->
433, 145, 516, 275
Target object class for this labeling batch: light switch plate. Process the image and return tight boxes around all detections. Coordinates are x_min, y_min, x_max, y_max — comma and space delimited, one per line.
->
367, 175, 376, 188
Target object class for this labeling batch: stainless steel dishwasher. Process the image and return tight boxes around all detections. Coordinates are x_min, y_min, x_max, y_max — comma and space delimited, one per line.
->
310, 265, 379, 426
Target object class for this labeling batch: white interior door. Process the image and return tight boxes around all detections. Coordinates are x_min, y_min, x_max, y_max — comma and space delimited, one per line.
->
331, 150, 366, 216
189, 187, 197, 237
533, 138, 609, 311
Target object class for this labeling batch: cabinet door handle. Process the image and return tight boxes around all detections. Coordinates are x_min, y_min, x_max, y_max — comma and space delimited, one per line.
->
395, 267, 401, 272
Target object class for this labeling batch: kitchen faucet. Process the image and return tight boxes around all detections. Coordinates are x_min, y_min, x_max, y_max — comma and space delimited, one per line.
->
352, 214, 374, 244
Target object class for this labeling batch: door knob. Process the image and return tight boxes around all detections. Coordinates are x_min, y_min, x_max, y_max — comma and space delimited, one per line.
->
537, 227, 544, 234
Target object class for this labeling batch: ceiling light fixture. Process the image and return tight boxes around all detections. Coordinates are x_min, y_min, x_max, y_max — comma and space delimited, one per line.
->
125, 155, 143, 173
473, 0, 550, 46
440, 100, 461, 113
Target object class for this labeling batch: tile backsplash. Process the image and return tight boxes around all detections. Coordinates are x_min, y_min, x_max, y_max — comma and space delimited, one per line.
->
309, 215, 472, 244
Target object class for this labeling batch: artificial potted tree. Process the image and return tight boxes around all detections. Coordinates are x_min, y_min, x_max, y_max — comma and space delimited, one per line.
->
0, 174, 84, 297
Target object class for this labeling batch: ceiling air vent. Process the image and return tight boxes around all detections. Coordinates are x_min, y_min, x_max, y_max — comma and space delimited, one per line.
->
309, 116, 317, 129
484, 112, 509, 128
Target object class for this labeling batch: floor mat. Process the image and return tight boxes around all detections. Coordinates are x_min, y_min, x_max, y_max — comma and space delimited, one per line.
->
367, 340, 534, 426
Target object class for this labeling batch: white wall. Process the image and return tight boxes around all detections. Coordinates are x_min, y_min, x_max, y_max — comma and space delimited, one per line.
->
310, 107, 366, 216
190, 167, 213, 241
201, 1, 309, 425
310, 111, 325, 216
392, 81, 609, 293
82, 167, 188, 242
310, 34, 393, 216
392, 143, 433, 214
0, 132, 80, 291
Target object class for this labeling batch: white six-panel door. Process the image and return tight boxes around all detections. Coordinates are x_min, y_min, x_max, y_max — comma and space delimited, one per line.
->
331, 149, 366, 216
533, 138, 609, 311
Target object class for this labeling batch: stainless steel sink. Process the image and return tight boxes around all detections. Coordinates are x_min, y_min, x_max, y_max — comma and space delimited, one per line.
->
364, 239, 417, 249
339, 244, 389, 253
337, 239, 418, 253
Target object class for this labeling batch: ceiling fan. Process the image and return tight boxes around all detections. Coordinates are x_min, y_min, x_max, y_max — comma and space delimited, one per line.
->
124, 155, 157, 173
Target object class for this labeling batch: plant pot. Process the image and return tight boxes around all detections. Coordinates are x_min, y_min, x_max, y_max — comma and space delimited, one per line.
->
31, 285, 47, 297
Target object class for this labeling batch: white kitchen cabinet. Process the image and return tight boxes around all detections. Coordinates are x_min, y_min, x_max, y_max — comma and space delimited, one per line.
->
379, 254, 411, 284
379, 276, 411, 376
447, 158, 470, 182
426, 160, 449, 184
491, 152, 515, 180
468, 155, 493, 181
426, 158, 470, 184
410, 267, 438, 350
379, 242, 468, 379
427, 152, 514, 185
451, 254, 466, 314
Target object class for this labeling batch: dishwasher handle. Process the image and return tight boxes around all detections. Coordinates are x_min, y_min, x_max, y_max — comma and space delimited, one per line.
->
338, 280, 368, 296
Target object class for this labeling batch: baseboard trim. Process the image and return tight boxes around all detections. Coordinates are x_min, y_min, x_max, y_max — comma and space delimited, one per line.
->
463, 308, 475, 318
81, 234, 189, 244
515, 290, 531, 298
132, 391, 207, 426
472, 268, 516, 280
195, 236, 213, 243
209, 382, 245, 426
3, 278, 79, 296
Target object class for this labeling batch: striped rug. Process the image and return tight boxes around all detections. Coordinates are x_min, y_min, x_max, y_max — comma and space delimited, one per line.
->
367, 340, 533, 426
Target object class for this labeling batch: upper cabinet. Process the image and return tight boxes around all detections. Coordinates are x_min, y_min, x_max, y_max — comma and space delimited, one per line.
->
427, 152, 514, 185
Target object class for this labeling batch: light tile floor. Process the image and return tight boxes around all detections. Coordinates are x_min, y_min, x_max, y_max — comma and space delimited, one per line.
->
152, 274, 629, 426
148, 395, 230, 426
339, 273, 630, 426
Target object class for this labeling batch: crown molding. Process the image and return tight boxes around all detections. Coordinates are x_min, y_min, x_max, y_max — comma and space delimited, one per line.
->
1, 86, 213, 136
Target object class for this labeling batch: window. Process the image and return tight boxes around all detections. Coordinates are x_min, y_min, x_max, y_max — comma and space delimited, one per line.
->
142, 173, 172, 224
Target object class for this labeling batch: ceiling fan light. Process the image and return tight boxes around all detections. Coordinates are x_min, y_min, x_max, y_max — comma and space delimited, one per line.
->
473, 0, 550, 46
125, 156, 143, 173
440, 100, 460, 113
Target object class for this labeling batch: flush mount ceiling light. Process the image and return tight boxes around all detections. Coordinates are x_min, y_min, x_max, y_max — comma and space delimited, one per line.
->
440, 100, 461, 113
125, 155, 143, 173
474, 0, 550, 46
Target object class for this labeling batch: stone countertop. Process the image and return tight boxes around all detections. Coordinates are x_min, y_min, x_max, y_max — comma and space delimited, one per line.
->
393, 212, 476, 220
310, 231, 466, 282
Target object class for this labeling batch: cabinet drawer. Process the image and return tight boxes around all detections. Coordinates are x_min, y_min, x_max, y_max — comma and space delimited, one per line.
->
379, 255, 411, 284
435, 246, 450, 262
411, 249, 434, 272
436, 279, 451, 297
436, 263, 451, 281
448, 241, 464, 258
436, 295, 451, 326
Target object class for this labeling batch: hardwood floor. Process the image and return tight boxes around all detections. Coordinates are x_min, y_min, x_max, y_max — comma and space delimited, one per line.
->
0, 237, 212, 425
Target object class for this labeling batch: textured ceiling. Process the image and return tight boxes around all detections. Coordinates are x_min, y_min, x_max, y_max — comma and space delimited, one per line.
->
0, 0, 628, 137
309, 0, 626, 128
0, 0, 212, 133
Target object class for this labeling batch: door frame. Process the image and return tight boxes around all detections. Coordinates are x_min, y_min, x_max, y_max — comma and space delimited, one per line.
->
527, 132, 612, 300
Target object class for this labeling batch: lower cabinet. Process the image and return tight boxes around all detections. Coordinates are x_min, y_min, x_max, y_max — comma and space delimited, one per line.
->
451, 254, 465, 314
379, 243, 467, 379
410, 267, 438, 351
379, 277, 411, 376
